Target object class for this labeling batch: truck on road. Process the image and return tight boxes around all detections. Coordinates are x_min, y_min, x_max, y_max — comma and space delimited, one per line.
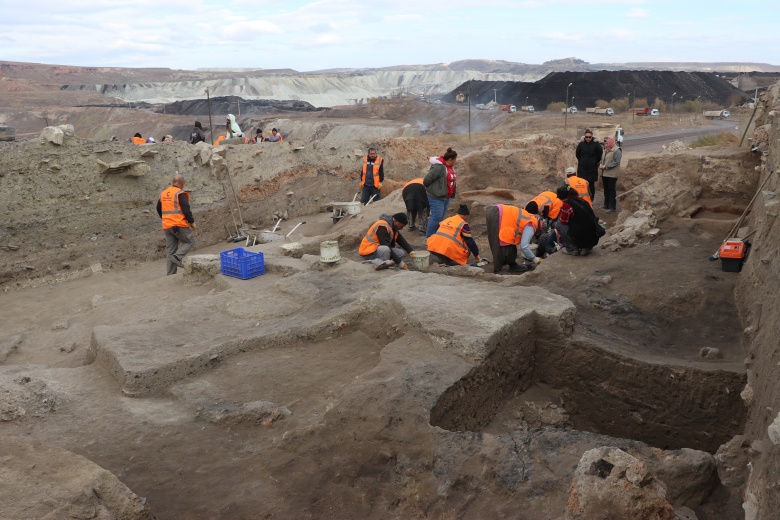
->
499, 104, 517, 112
585, 107, 614, 116
629, 107, 652, 116
520, 105, 535, 113
704, 110, 730, 119
561, 106, 578, 114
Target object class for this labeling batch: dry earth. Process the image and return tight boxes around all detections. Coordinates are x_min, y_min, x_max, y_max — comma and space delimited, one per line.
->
0, 71, 778, 520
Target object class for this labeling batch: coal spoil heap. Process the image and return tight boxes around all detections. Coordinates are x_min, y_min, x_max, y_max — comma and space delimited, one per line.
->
445, 70, 747, 108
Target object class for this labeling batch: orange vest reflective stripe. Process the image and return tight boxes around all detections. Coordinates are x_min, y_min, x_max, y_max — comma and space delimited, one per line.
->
567, 176, 592, 206
359, 219, 395, 256
427, 215, 469, 265
360, 157, 383, 189
531, 191, 563, 219
159, 186, 190, 229
498, 205, 537, 245
132, 137, 145, 145
403, 178, 424, 189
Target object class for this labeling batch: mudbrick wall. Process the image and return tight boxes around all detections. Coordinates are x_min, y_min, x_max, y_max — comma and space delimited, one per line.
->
733, 81, 780, 519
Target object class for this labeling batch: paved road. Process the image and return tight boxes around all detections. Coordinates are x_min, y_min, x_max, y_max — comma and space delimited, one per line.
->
623, 120, 740, 151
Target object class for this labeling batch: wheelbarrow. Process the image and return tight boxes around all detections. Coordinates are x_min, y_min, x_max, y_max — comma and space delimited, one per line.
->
329, 201, 362, 225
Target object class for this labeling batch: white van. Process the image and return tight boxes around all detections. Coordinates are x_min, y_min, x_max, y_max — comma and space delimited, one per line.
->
649, 109, 660, 116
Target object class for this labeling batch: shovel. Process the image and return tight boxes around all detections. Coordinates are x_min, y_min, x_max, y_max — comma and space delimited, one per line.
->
271, 217, 283, 233
286, 221, 306, 238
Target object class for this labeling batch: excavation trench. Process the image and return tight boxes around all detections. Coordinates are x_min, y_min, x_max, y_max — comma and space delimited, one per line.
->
431, 334, 747, 454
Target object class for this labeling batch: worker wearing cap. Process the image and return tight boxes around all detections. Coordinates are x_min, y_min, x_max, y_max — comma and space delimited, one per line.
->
486, 203, 541, 274
359, 148, 384, 205
359, 212, 414, 270
427, 204, 481, 266
565, 166, 593, 206
156, 174, 196, 275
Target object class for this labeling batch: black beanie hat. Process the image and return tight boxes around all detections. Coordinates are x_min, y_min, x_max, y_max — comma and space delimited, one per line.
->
525, 201, 539, 214
393, 213, 408, 225
195, 121, 202, 129
457, 204, 470, 216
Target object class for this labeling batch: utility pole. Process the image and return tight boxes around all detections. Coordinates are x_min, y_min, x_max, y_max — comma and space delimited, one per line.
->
468, 88, 471, 142
205, 88, 214, 142
564, 82, 573, 130
493, 89, 498, 104
671, 92, 677, 115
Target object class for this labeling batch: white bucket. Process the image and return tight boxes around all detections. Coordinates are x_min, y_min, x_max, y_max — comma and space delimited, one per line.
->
258, 231, 284, 243
320, 240, 341, 263
410, 250, 430, 271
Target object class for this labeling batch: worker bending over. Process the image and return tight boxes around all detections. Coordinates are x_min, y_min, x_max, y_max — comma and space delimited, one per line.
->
486, 202, 541, 274
427, 204, 481, 266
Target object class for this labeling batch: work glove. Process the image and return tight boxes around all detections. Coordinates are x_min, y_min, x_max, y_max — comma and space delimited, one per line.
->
190, 223, 198, 231
532, 256, 541, 265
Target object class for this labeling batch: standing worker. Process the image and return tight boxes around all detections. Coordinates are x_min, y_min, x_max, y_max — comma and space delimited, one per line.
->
427, 204, 482, 266
359, 213, 414, 271
575, 128, 603, 200
486, 202, 541, 274
424, 148, 458, 238
565, 166, 592, 206
156, 174, 196, 276
599, 137, 622, 213
359, 148, 384, 205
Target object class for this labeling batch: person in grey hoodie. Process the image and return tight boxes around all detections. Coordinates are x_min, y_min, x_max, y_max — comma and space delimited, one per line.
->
423, 148, 458, 238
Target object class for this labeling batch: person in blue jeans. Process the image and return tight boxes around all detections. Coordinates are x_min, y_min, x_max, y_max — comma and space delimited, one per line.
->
424, 148, 457, 237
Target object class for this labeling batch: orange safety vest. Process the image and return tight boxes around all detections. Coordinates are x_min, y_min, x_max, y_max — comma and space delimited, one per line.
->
567, 175, 592, 206
427, 215, 469, 265
132, 137, 145, 145
360, 156, 383, 189
213, 135, 226, 146
497, 205, 538, 246
359, 219, 395, 256
531, 191, 563, 219
159, 186, 191, 230
403, 178, 424, 189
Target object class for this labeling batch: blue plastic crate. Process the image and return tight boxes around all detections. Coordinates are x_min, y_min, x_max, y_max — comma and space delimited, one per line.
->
220, 248, 265, 279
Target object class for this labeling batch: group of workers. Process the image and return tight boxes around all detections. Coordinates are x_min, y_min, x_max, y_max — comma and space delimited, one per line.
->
156, 128, 619, 277
358, 131, 619, 273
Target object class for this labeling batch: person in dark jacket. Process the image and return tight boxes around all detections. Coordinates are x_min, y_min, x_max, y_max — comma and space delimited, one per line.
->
359, 213, 415, 270
401, 178, 429, 232
554, 185, 600, 256
423, 147, 457, 238
189, 122, 206, 144
575, 129, 603, 200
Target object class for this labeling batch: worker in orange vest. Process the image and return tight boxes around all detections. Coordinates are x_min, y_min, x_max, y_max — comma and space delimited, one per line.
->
359, 213, 414, 270
359, 148, 384, 205
427, 204, 482, 266
528, 190, 563, 220
486, 203, 541, 274
132, 133, 145, 145
565, 166, 593, 206
156, 174, 196, 275
402, 178, 429, 232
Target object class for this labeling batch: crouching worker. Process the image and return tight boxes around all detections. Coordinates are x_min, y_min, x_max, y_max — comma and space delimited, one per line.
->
359, 213, 415, 270
554, 185, 600, 256
427, 204, 481, 266
486, 202, 541, 274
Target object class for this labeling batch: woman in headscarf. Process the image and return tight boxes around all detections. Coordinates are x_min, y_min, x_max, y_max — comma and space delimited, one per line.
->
599, 136, 622, 212
225, 114, 244, 139
554, 185, 600, 256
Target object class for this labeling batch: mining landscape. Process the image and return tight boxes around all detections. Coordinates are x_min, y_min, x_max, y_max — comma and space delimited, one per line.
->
1, 60, 779, 520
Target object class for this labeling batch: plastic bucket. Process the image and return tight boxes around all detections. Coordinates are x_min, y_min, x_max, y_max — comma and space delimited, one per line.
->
320, 240, 341, 263
410, 251, 430, 271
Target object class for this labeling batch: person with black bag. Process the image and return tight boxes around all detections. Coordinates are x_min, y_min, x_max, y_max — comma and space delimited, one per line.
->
554, 185, 602, 256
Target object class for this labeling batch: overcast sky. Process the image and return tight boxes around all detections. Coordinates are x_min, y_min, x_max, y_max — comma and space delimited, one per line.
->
1, 0, 778, 71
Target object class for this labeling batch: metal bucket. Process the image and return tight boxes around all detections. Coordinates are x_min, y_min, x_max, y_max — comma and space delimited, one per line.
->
320, 240, 341, 263
410, 251, 429, 271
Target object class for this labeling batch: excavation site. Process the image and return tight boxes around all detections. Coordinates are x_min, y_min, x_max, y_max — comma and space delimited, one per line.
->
1, 64, 780, 520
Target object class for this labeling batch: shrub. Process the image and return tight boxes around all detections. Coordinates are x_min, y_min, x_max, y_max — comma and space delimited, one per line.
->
547, 101, 565, 112
611, 98, 629, 112
690, 132, 739, 148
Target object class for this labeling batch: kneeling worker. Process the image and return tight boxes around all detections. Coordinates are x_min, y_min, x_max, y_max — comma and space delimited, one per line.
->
427, 204, 481, 266
359, 213, 415, 270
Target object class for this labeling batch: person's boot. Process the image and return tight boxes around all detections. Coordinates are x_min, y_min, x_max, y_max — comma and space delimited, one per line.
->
508, 262, 529, 273
407, 212, 416, 231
